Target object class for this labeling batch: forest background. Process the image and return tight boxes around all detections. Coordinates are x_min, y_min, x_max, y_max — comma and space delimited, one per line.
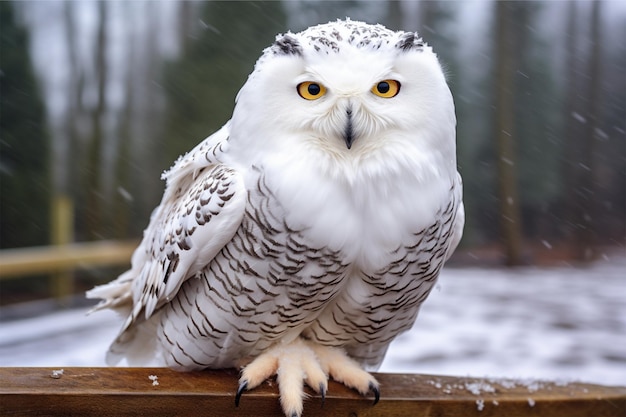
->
1, 1, 624, 303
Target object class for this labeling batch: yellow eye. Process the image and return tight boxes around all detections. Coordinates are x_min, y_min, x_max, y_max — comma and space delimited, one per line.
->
297, 82, 327, 100
371, 80, 401, 98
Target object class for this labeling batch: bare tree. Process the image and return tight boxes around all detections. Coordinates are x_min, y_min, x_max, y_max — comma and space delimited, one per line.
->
573, 0, 603, 261
177, 0, 195, 56
84, 0, 108, 240
493, 2, 524, 265
110, 3, 137, 239
46, 0, 85, 304
385, 1, 404, 30
60, 1, 84, 201
562, 1, 582, 246
126, 2, 168, 227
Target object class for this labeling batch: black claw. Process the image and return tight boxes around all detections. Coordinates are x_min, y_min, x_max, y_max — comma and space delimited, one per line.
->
235, 380, 248, 407
320, 383, 326, 408
369, 381, 380, 405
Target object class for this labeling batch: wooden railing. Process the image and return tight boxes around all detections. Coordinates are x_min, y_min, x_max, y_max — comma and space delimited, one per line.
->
0, 240, 137, 302
0, 240, 137, 279
1, 368, 624, 416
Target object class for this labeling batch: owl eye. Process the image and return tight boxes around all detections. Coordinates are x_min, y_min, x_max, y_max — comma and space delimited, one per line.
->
297, 82, 327, 100
372, 80, 401, 98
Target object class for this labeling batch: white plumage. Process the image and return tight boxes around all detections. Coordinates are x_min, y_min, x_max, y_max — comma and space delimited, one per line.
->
88, 19, 464, 416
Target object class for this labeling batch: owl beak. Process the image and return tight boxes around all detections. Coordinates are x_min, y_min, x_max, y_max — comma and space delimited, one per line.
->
344, 108, 354, 149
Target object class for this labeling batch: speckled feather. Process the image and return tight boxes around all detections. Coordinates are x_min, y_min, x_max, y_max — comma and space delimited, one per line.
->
268, 19, 425, 57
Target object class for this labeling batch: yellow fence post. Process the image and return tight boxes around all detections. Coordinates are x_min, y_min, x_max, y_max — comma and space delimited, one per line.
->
50, 195, 74, 306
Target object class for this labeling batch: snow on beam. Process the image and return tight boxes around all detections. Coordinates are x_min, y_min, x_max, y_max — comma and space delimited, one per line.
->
1, 367, 624, 416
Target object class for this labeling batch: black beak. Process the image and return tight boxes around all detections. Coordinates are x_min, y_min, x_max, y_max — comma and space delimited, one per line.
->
344, 108, 354, 149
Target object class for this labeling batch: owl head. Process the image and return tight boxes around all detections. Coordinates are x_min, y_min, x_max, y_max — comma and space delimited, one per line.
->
229, 19, 457, 184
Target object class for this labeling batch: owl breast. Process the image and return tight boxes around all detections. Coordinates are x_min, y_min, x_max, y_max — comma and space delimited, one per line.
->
157, 164, 459, 371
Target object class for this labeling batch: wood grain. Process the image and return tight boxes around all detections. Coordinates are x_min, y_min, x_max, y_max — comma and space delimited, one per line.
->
1, 368, 624, 416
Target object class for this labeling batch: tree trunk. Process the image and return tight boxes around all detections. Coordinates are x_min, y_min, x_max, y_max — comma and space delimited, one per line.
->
572, 0, 603, 261
562, 1, 582, 248
494, 2, 524, 266
85, 0, 108, 240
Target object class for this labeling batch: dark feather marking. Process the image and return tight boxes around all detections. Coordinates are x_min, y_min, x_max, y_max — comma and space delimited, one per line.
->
175, 341, 208, 367
194, 298, 227, 335
395, 32, 424, 52
255, 282, 280, 297
230, 296, 255, 315
161, 330, 175, 348
179, 282, 194, 308
163, 252, 179, 285
169, 352, 185, 367
188, 315, 205, 337
237, 333, 257, 344
272, 34, 303, 56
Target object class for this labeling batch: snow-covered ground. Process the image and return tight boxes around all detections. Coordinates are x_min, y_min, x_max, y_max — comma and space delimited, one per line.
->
1, 255, 625, 387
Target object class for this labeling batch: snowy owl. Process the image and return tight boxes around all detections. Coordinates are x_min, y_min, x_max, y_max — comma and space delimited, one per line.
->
88, 19, 464, 416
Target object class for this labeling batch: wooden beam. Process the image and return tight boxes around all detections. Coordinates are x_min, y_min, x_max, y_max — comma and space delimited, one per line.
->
0, 240, 138, 279
1, 368, 624, 416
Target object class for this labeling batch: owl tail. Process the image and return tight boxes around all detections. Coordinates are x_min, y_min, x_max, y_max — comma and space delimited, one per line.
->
86, 270, 134, 316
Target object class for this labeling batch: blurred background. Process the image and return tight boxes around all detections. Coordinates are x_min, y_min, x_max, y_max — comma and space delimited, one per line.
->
0, 0, 625, 384
2, 0, 625, 299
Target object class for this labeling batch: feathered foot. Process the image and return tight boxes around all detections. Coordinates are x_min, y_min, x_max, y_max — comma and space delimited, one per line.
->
235, 338, 379, 417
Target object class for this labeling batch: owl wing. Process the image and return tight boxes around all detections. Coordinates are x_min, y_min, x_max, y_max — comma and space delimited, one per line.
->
87, 122, 246, 332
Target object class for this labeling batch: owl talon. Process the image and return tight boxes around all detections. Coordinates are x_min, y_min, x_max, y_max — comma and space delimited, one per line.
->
236, 338, 320, 417
237, 337, 379, 415
369, 381, 380, 405
235, 380, 248, 407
